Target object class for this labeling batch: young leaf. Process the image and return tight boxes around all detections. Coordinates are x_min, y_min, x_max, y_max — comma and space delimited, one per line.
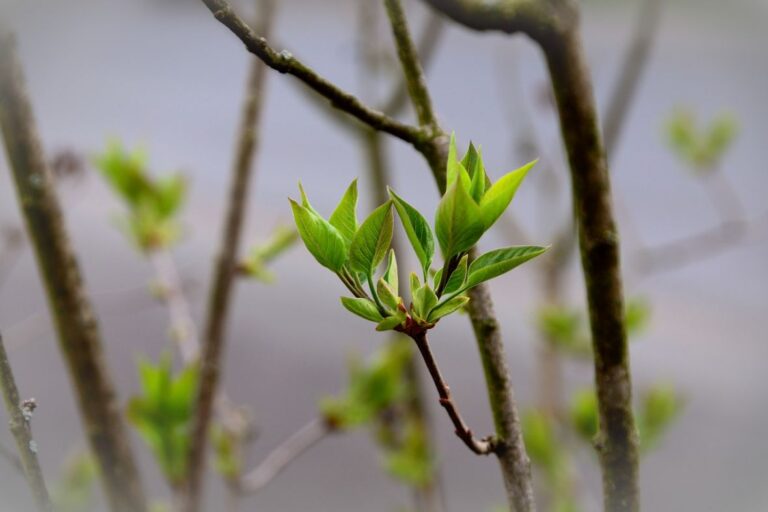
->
443, 254, 469, 296
413, 285, 438, 320
289, 199, 347, 272
329, 179, 358, 245
445, 132, 471, 190
340, 297, 384, 322
409, 272, 421, 299
478, 160, 537, 230
382, 249, 399, 296
377, 277, 400, 312
465, 246, 548, 289
427, 295, 469, 322
376, 311, 406, 332
435, 180, 484, 259
463, 143, 486, 202
349, 201, 394, 277
388, 189, 434, 277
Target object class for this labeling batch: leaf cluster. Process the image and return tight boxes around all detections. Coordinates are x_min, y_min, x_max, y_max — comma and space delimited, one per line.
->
240, 226, 299, 282
126, 355, 198, 487
95, 142, 187, 251
665, 109, 738, 172
290, 134, 547, 333
319, 340, 412, 429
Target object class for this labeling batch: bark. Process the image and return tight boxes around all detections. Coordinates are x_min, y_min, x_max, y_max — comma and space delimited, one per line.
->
0, 32, 147, 512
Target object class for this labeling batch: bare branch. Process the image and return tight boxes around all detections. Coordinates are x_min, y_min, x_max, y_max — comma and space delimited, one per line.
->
183, 2, 275, 509
238, 418, 331, 494
407, 329, 495, 455
0, 334, 52, 511
0, 31, 147, 512
603, 0, 663, 158
148, 250, 200, 363
634, 212, 768, 276
199, 0, 426, 147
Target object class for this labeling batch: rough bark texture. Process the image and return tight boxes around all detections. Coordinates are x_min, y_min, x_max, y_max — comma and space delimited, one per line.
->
0, 32, 146, 512
541, 22, 640, 512
0, 334, 52, 512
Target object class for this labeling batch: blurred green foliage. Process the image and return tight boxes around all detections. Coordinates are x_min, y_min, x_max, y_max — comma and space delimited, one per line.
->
95, 142, 187, 251
665, 109, 738, 172
51, 451, 98, 512
240, 226, 299, 282
127, 355, 198, 487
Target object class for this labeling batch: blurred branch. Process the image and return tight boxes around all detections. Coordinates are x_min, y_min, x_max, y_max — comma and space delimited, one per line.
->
0, 31, 147, 512
199, 0, 426, 148
238, 418, 331, 494
148, 250, 200, 363
633, 211, 768, 276
0, 334, 51, 511
603, 0, 663, 158
183, 1, 275, 509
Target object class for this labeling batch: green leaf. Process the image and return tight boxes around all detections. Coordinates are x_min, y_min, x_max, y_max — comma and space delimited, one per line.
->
409, 272, 421, 299
376, 311, 406, 332
382, 249, 399, 296
329, 179, 358, 245
463, 143, 487, 202
340, 297, 384, 322
428, 295, 469, 322
434, 180, 484, 259
443, 254, 469, 296
478, 160, 536, 230
569, 389, 599, 442
377, 277, 400, 312
445, 132, 471, 190
389, 189, 434, 277
349, 201, 394, 277
412, 285, 438, 320
465, 246, 548, 289
638, 385, 681, 451
289, 199, 347, 272
523, 410, 558, 468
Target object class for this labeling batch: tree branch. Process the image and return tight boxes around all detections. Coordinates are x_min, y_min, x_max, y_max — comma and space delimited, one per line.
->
0, 334, 52, 511
542, 24, 639, 512
238, 417, 331, 494
0, 31, 147, 512
183, 2, 275, 509
199, 0, 426, 148
408, 330, 495, 455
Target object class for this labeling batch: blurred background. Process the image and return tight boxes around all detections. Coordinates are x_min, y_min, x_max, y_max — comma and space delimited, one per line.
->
0, 0, 766, 510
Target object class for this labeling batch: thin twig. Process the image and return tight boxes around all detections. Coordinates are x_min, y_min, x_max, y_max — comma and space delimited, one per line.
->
0, 31, 147, 512
183, 2, 275, 509
148, 250, 200, 363
0, 334, 52, 511
238, 418, 331, 494
199, 0, 426, 148
409, 330, 494, 455
633, 211, 768, 276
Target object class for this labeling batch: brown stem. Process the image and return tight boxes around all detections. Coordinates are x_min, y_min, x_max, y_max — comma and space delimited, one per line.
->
182, 2, 274, 509
0, 31, 147, 512
408, 330, 494, 455
199, 0, 426, 147
0, 334, 52, 511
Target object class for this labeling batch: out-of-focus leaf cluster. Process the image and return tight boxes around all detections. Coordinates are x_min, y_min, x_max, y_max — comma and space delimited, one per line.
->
95, 142, 187, 251
665, 109, 738, 172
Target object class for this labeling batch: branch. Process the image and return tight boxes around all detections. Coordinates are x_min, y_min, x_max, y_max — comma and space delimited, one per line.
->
0, 32, 147, 512
408, 330, 495, 455
199, 0, 426, 147
0, 334, 52, 511
238, 418, 331, 494
633, 212, 768, 276
543, 26, 639, 512
602, 0, 663, 158
183, 2, 275, 509
419, 0, 550, 38
148, 250, 200, 363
